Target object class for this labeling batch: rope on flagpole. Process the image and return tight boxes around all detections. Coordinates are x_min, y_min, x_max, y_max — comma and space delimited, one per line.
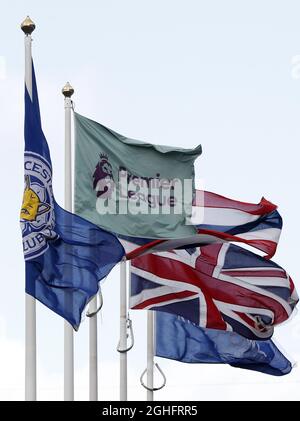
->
140, 363, 167, 392
117, 314, 134, 353
86, 290, 103, 317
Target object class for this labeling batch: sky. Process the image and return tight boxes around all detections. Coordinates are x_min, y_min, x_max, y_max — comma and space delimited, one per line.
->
0, 0, 300, 400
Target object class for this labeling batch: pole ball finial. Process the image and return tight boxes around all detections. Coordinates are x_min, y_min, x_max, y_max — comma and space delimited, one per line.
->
21, 16, 35, 35
62, 82, 74, 98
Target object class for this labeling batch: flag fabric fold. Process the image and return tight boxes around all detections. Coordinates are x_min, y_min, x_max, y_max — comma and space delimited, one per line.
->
193, 190, 282, 258
21, 63, 125, 330
130, 243, 298, 340
123, 190, 282, 260
156, 312, 292, 376
74, 112, 202, 240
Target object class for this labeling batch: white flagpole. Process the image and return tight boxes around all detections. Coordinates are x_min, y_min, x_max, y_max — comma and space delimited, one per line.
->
119, 259, 128, 400
21, 16, 37, 402
146, 311, 154, 401
89, 296, 98, 401
62, 82, 75, 401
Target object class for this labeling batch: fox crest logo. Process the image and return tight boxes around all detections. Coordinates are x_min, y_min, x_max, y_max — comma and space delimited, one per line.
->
21, 153, 57, 260
21, 175, 51, 222
92, 153, 115, 199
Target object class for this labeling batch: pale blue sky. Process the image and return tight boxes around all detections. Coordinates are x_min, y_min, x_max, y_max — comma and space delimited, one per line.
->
0, 0, 300, 400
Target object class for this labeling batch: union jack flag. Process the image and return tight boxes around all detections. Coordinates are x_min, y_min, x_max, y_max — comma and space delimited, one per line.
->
130, 243, 298, 340
123, 190, 282, 260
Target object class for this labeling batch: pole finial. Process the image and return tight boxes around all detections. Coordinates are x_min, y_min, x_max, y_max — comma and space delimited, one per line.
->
21, 16, 35, 35
62, 82, 74, 98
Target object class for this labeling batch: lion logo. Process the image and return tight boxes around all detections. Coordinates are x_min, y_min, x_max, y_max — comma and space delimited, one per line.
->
92, 153, 115, 199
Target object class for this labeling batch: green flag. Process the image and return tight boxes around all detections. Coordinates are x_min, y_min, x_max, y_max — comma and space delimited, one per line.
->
74, 112, 201, 239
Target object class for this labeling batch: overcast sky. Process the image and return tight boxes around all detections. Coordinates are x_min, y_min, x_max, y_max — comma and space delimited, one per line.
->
1, 0, 300, 400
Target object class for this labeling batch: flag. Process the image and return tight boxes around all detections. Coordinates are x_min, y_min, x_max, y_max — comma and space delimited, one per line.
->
123, 190, 282, 260
130, 243, 298, 339
74, 112, 202, 239
193, 190, 282, 258
20, 62, 125, 330
156, 312, 292, 376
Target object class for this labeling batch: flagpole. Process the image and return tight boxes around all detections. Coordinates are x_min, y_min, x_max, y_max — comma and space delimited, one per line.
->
147, 311, 154, 401
62, 82, 75, 401
119, 259, 128, 400
89, 296, 98, 401
21, 16, 37, 402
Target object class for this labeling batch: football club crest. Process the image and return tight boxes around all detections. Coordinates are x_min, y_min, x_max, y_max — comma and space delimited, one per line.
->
92, 153, 115, 199
21, 152, 57, 260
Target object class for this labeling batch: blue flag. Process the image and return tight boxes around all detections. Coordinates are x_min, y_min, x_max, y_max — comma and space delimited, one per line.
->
156, 312, 292, 376
20, 63, 125, 330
